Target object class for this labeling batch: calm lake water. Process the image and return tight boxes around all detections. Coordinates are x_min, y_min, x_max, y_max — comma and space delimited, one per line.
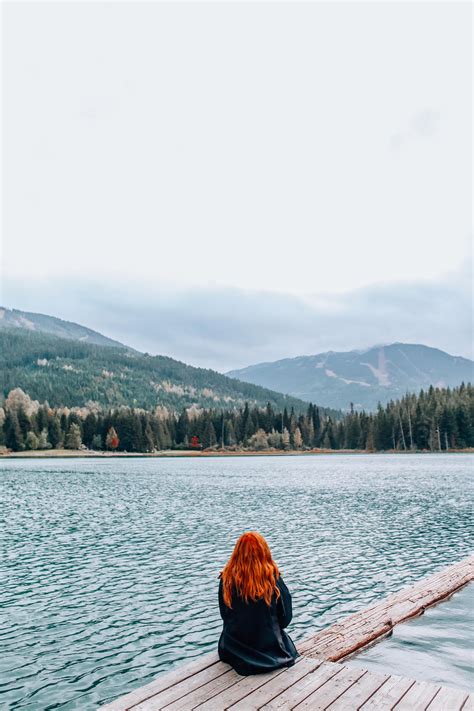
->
347, 582, 474, 691
1, 454, 473, 709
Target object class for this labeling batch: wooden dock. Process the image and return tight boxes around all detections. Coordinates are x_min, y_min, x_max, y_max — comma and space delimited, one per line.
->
298, 555, 474, 661
102, 556, 474, 710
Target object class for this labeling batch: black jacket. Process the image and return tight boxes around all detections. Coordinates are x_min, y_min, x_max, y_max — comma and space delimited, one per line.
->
218, 576, 298, 676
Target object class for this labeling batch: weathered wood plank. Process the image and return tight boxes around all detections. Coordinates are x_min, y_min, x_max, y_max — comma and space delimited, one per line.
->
358, 675, 415, 709
292, 666, 367, 710
100, 653, 220, 710
326, 670, 389, 710
194, 666, 289, 711
225, 658, 323, 711
260, 663, 343, 710
392, 680, 440, 710
131, 662, 233, 710
425, 686, 469, 711
300, 556, 474, 662
162, 669, 242, 710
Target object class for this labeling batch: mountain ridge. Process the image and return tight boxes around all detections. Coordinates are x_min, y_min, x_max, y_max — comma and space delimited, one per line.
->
0, 310, 320, 414
227, 343, 473, 411
0, 307, 129, 350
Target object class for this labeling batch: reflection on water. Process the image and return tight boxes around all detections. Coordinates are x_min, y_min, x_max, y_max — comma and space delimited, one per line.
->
0, 454, 472, 709
347, 583, 474, 691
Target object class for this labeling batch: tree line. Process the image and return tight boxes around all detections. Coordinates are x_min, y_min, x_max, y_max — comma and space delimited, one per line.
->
1, 383, 473, 453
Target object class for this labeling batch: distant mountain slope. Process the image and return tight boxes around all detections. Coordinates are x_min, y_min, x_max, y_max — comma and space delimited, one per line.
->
0, 307, 128, 349
228, 343, 474, 411
0, 328, 315, 413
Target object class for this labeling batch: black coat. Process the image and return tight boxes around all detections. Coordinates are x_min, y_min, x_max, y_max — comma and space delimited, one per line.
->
218, 576, 298, 676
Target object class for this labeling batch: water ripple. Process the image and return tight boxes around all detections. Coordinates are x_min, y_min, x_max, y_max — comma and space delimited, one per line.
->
0, 454, 473, 709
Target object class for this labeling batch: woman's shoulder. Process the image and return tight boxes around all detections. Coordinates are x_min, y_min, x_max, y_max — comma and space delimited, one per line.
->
276, 575, 290, 593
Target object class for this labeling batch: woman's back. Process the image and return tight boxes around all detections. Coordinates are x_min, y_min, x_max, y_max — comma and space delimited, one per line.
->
217, 534, 298, 676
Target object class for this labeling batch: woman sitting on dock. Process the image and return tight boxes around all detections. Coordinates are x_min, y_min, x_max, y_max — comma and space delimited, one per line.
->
218, 531, 298, 676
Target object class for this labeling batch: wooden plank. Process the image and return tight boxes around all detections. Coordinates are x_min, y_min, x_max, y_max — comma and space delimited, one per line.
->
359, 675, 415, 709
392, 680, 440, 710
326, 670, 389, 710
161, 669, 242, 710
225, 658, 323, 711
292, 666, 367, 710
426, 686, 469, 711
100, 654, 220, 710
260, 662, 343, 710
299, 568, 469, 657
132, 662, 234, 710
194, 666, 290, 711
300, 556, 474, 662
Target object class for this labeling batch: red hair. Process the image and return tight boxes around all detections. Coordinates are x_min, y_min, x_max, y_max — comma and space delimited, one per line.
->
220, 532, 280, 608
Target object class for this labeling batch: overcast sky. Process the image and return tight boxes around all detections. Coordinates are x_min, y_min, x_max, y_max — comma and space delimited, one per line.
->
2, 2, 472, 370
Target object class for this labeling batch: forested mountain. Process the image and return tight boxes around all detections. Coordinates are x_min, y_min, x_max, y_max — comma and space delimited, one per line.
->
0, 328, 312, 413
2, 383, 472, 453
0, 307, 128, 349
228, 343, 474, 411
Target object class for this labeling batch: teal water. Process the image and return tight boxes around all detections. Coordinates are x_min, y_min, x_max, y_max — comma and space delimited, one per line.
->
0, 453, 473, 709
347, 583, 474, 691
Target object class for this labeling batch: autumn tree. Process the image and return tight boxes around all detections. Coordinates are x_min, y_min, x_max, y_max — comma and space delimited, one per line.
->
106, 427, 119, 450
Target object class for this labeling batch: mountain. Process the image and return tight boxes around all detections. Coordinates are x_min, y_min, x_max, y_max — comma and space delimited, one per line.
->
227, 343, 474, 411
0, 314, 316, 413
0, 307, 128, 349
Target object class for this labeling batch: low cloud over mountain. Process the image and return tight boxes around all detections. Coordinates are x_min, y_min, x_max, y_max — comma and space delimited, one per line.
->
3, 259, 472, 373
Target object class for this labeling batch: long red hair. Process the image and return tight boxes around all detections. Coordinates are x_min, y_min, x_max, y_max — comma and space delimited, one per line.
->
220, 532, 280, 608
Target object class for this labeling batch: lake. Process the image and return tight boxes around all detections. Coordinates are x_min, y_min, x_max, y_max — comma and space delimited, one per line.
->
1, 453, 473, 709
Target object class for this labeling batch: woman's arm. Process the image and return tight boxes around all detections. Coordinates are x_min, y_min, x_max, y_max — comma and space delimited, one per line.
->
218, 578, 227, 620
276, 577, 293, 629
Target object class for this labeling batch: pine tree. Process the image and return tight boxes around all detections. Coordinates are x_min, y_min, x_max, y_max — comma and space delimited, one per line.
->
4, 411, 24, 451
365, 422, 375, 451
17, 407, 31, 439
83, 413, 98, 448
48, 416, 63, 449
202, 419, 217, 449
239, 403, 253, 443
456, 406, 473, 447
224, 420, 236, 446
176, 409, 190, 444
143, 422, 155, 452
91, 434, 103, 450
35, 405, 49, 434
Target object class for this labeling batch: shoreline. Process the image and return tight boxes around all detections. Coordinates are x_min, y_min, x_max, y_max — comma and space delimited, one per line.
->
1, 447, 473, 459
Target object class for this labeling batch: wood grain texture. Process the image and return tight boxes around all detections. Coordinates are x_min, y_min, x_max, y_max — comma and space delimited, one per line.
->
326, 670, 389, 710
392, 680, 440, 710
425, 686, 469, 711
100, 654, 219, 710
